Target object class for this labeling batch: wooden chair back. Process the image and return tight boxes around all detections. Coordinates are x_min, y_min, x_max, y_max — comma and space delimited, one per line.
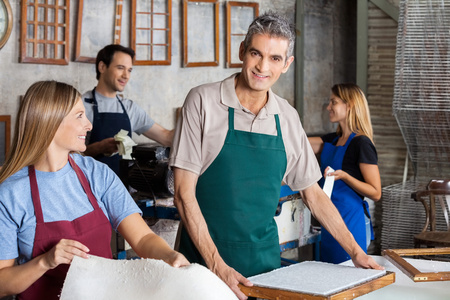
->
412, 179, 450, 249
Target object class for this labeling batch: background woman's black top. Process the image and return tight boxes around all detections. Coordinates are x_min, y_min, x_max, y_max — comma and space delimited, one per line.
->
321, 132, 378, 184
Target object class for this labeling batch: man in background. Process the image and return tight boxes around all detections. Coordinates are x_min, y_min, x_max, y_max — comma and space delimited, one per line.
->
83, 44, 173, 174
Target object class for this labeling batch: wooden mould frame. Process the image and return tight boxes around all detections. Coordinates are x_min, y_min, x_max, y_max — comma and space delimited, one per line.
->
383, 248, 450, 282
20, 0, 70, 65
226, 1, 259, 68
182, 0, 219, 67
131, 0, 172, 65
75, 0, 122, 63
0, 115, 11, 165
113, 0, 123, 45
239, 272, 395, 300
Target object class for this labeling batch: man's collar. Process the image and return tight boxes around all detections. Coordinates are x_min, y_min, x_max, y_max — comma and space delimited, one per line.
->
94, 87, 120, 100
220, 73, 280, 115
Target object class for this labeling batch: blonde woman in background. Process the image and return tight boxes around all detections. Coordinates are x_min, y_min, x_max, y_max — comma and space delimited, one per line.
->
309, 83, 382, 264
0, 81, 188, 300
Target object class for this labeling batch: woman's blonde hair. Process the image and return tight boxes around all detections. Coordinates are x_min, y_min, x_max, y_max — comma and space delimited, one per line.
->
332, 83, 374, 143
0, 81, 81, 183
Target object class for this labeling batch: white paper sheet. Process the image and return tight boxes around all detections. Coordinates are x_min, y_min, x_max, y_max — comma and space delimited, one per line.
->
323, 167, 335, 198
60, 255, 237, 300
248, 261, 386, 296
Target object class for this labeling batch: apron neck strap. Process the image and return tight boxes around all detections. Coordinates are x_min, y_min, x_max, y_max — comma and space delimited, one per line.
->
332, 132, 356, 145
274, 114, 282, 137
92, 87, 127, 114
228, 107, 235, 131
227, 107, 283, 137
346, 132, 356, 146
68, 156, 100, 210
28, 165, 44, 224
28, 156, 100, 224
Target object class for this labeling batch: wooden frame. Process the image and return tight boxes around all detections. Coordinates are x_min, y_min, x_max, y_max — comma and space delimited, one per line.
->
20, 0, 70, 65
183, 0, 219, 67
113, 0, 124, 45
383, 248, 450, 282
75, 0, 119, 63
239, 272, 395, 300
226, 1, 258, 68
131, 0, 172, 65
0, 115, 11, 166
0, 0, 13, 49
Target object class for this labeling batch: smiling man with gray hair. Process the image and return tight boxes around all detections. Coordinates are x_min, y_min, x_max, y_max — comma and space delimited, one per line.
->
170, 11, 382, 300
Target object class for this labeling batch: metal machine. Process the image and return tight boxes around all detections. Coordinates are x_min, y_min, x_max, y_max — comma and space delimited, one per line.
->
116, 144, 177, 258
120, 144, 174, 201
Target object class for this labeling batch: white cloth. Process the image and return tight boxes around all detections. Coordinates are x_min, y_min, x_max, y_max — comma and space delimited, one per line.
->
114, 129, 137, 159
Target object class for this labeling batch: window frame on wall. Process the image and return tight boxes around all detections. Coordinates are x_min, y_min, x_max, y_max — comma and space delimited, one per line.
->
183, 0, 219, 68
131, 0, 172, 65
0, 115, 10, 166
113, 0, 124, 45
75, 0, 122, 63
226, 1, 259, 68
20, 0, 70, 65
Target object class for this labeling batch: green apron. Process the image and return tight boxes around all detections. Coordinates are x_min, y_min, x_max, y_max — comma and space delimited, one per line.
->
179, 107, 287, 277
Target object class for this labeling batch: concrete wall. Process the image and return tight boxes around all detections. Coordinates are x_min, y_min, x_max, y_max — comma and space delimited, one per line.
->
300, 0, 357, 135
0, 0, 296, 143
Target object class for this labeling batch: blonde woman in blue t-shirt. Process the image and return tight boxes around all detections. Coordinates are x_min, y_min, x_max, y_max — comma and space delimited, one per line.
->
0, 81, 188, 299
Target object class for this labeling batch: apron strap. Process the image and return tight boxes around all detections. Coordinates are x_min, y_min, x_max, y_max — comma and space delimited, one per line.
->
68, 156, 101, 210
332, 132, 356, 145
91, 87, 100, 116
274, 114, 282, 137
91, 88, 131, 138
228, 107, 283, 137
28, 157, 101, 224
28, 166, 44, 224
228, 108, 235, 131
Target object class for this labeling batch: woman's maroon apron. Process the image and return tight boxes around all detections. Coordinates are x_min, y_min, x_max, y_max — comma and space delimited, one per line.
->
18, 156, 112, 300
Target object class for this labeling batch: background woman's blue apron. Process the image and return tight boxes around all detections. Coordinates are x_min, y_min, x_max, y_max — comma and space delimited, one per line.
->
319, 132, 373, 264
